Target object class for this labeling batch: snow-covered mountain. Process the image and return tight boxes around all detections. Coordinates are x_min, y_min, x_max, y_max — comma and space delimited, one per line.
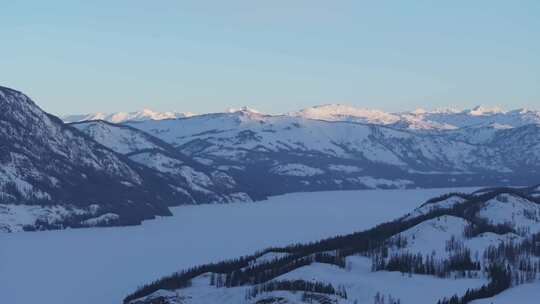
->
64, 104, 540, 130
124, 186, 540, 304
62, 108, 195, 123
123, 108, 540, 195
0, 86, 253, 232
291, 104, 540, 130
290, 104, 401, 125
71, 120, 259, 205
8, 92, 540, 232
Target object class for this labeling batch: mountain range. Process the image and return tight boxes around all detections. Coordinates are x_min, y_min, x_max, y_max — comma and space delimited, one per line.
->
122, 106, 540, 193
2, 86, 540, 232
64, 104, 540, 130
0, 86, 258, 232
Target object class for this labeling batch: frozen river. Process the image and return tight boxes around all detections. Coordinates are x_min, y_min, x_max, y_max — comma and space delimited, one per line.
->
0, 187, 478, 304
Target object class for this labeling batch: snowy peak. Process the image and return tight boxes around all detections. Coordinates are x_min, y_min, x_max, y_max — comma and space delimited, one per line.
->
226, 106, 262, 115
291, 104, 401, 125
63, 104, 540, 130
62, 108, 195, 123
467, 105, 505, 116
290, 104, 540, 130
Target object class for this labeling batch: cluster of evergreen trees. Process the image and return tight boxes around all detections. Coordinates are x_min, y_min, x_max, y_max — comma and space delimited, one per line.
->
437, 230, 540, 304
301, 292, 336, 304
373, 292, 401, 304
210, 252, 346, 288
463, 220, 514, 239
437, 264, 512, 304
483, 232, 540, 284
371, 247, 480, 278
244, 279, 347, 300
123, 253, 258, 302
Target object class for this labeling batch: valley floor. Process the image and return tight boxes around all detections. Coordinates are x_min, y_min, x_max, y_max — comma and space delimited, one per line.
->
0, 187, 478, 304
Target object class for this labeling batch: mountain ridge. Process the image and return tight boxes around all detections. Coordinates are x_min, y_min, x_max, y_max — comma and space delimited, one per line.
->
63, 103, 540, 130
124, 108, 540, 195
0, 86, 258, 232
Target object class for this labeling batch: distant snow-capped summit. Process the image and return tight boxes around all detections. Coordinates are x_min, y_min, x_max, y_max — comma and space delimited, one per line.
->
289, 104, 401, 125
62, 108, 195, 123
466, 105, 505, 116
291, 104, 540, 130
63, 104, 540, 130
226, 106, 261, 114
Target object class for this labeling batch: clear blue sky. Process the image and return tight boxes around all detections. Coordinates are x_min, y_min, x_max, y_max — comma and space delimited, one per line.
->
1, 1, 539, 115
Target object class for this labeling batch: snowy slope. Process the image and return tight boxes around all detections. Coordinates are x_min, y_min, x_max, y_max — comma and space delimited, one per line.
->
125, 186, 540, 304
72, 120, 258, 205
71, 120, 164, 154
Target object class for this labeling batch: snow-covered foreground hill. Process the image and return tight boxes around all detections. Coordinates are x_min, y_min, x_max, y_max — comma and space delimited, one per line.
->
125, 185, 540, 304
0, 188, 472, 304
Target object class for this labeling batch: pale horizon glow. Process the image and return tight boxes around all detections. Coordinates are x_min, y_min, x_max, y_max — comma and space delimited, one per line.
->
1, 1, 539, 116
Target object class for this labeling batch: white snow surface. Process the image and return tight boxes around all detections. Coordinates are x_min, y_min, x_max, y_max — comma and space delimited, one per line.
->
0, 204, 89, 232
477, 193, 540, 233
72, 121, 161, 154
328, 164, 363, 173
353, 176, 413, 189
0, 187, 478, 304
404, 195, 467, 220
81, 213, 120, 226
270, 163, 325, 177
